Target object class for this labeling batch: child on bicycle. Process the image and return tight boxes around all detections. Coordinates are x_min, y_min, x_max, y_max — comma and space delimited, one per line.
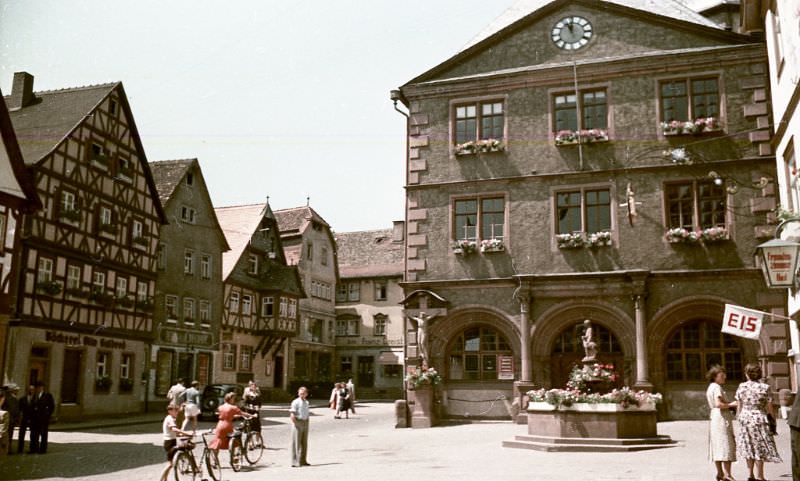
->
159, 403, 194, 481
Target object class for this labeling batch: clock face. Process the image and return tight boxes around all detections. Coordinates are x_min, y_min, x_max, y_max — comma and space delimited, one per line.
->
551, 16, 593, 50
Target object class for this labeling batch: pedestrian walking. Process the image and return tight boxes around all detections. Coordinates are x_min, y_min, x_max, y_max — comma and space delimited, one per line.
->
243, 380, 262, 411
166, 379, 187, 428
29, 381, 54, 454
159, 403, 193, 481
735, 363, 781, 481
290, 386, 310, 467
1, 384, 19, 454
706, 365, 737, 481
789, 387, 800, 481
346, 378, 356, 414
330, 383, 340, 416
181, 381, 201, 432
336, 382, 350, 419
0, 388, 9, 459
208, 392, 254, 455
16, 385, 34, 454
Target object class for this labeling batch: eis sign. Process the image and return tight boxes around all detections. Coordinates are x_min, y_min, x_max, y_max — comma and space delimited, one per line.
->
721, 304, 763, 340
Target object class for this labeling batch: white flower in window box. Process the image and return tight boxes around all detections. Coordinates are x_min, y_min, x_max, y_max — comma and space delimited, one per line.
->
578, 129, 609, 143
588, 231, 612, 247
454, 141, 478, 156
477, 138, 505, 153
554, 130, 579, 146
480, 238, 505, 253
452, 239, 478, 255
660, 120, 683, 136
556, 232, 585, 249
665, 227, 699, 244
699, 226, 729, 243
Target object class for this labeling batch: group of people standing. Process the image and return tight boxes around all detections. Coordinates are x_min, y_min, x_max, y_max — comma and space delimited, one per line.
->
329, 379, 356, 419
706, 363, 782, 481
0, 381, 54, 457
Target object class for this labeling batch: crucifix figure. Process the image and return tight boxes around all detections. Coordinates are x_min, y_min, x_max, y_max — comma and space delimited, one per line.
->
409, 312, 432, 368
581, 319, 598, 363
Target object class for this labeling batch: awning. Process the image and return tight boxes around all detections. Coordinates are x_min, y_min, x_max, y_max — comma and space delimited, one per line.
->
377, 351, 401, 365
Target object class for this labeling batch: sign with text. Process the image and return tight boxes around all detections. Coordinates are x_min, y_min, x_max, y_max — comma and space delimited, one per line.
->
498, 355, 515, 380
722, 304, 763, 340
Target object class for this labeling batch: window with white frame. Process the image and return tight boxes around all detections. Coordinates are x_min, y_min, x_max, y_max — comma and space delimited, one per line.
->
156, 243, 167, 270
262, 296, 274, 316
137, 281, 148, 302
132, 219, 144, 241
288, 298, 297, 318
165, 295, 179, 320
96, 351, 110, 378
66, 265, 81, 291
184, 249, 194, 275
348, 318, 360, 336
229, 291, 240, 312
222, 343, 236, 371
248, 254, 258, 275
374, 314, 387, 336
92, 271, 106, 293
336, 319, 347, 336
120, 353, 132, 379
242, 295, 252, 315
240, 345, 253, 371
200, 254, 211, 279
454, 101, 505, 144
199, 300, 210, 324
99, 206, 112, 227
183, 298, 195, 322
374, 281, 388, 301
279, 297, 288, 317
336, 284, 348, 302
38, 258, 53, 283
115, 277, 127, 299
454, 197, 506, 241
61, 190, 77, 214
348, 282, 360, 302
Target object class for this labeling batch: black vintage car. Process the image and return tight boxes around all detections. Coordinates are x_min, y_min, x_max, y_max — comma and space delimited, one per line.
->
200, 384, 243, 420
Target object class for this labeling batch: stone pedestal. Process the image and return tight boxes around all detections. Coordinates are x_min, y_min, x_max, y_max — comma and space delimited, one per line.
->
410, 386, 435, 428
512, 381, 537, 424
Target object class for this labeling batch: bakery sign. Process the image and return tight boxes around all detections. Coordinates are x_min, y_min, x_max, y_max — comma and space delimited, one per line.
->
45, 331, 126, 350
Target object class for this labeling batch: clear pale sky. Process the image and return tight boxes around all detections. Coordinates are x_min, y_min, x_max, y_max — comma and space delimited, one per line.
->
0, 1, 513, 232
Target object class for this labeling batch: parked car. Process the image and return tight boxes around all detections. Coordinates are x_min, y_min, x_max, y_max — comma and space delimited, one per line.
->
200, 384, 243, 420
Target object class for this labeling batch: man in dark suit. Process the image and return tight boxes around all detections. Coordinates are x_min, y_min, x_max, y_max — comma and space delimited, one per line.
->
17, 385, 34, 454
789, 387, 800, 481
29, 381, 54, 454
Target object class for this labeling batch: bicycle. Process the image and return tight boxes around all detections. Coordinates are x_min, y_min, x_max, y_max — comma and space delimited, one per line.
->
227, 416, 264, 471
173, 430, 222, 481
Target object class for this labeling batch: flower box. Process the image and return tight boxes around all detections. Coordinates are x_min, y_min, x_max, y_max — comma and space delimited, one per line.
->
480, 239, 505, 253
661, 117, 722, 136
116, 296, 135, 308
99, 223, 118, 235
555, 129, 610, 146
452, 240, 477, 255
91, 154, 109, 169
119, 377, 134, 393
59, 208, 82, 223
132, 236, 148, 248
455, 139, 506, 156
527, 401, 656, 413
665, 227, 699, 244
89, 290, 114, 307
587, 231, 612, 247
36, 281, 62, 296
556, 232, 585, 249
405, 366, 442, 389
65, 287, 90, 298
554, 130, 579, 146
699, 226, 729, 243
95, 375, 112, 391
135, 298, 155, 312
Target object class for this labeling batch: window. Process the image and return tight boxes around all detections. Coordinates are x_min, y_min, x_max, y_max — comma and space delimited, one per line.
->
200, 255, 211, 279
666, 181, 726, 230
229, 291, 240, 312
336, 319, 348, 336
454, 101, 504, 144
666, 319, 742, 382
784, 142, 799, 211
348, 318, 360, 336
262, 296, 274, 316
336, 284, 348, 302
374, 281, 388, 301
340, 356, 353, 374
454, 196, 506, 241
137, 281, 148, 302
310, 319, 324, 343
115, 277, 127, 299
311, 280, 332, 300
165, 295, 179, 320
184, 249, 194, 275
321, 246, 328, 265
383, 364, 402, 378
180, 206, 196, 223
556, 188, 611, 234
132, 220, 143, 241
38, 257, 53, 283
120, 353, 132, 379
373, 314, 387, 336
60, 191, 77, 215
242, 295, 252, 315
306, 242, 313, 261
90, 142, 107, 165
183, 298, 195, 322
279, 297, 288, 317
92, 271, 106, 293
248, 254, 258, 275
240, 346, 253, 371
199, 300, 210, 324
186, 172, 194, 186
156, 243, 167, 270
98, 206, 113, 233
109, 99, 118, 115
66, 265, 81, 291
96, 351, 110, 378
288, 299, 297, 318
447, 326, 512, 381
553, 89, 607, 132
222, 343, 236, 371
347, 282, 360, 302
660, 78, 719, 122
117, 157, 132, 178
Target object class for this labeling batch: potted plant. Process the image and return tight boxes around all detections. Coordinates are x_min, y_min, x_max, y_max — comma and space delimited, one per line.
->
119, 377, 134, 393
588, 231, 612, 247
405, 366, 442, 390
36, 280, 62, 296
556, 232, 585, 249
452, 239, 478, 255
95, 375, 112, 391
480, 238, 505, 253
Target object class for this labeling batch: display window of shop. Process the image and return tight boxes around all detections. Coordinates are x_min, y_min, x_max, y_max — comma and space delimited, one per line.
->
447, 326, 512, 381
340, 356, 353, 375
383, 364, 402, 378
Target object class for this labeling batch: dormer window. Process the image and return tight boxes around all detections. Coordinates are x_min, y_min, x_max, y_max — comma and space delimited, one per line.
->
186, 172, 194, 186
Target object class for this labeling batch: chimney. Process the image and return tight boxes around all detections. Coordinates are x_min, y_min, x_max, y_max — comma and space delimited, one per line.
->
8, 72, 36, 110
392, 220, 405, 243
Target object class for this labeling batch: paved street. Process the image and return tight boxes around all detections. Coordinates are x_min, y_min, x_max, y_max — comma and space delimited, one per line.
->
0, 402, 794, 481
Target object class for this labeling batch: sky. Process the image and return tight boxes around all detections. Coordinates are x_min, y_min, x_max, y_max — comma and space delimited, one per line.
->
0, 0, 514, 232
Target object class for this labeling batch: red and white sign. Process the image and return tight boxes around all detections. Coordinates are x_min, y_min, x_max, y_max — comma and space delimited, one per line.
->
722, 304, 763, 340
498, 355, 515, 380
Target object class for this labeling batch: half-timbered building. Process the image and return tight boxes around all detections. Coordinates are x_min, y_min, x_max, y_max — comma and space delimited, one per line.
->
215, 203, 305, 391
150, 159, 229, 402
0, 91, 41, 385
4, 72, 166, 419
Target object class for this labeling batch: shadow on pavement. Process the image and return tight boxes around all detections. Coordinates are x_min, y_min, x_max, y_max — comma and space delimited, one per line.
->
0, 441, 163, 481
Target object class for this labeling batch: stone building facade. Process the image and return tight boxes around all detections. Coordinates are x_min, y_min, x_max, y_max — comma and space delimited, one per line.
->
394, 0, 788, 419
334, 223, 406, 399
149, 159, 229, 401
275, 207, 338, 390
4, 72, 166, 419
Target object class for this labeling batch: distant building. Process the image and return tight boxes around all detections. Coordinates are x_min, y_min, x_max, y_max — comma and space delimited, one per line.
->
334, 222, 406, 399
275, 207, 338, 389
393, 0, 785, 419
0, 91, 41, 385
149, 159, 229, 401
215, 203, 305, 391
4, 72, 166, 419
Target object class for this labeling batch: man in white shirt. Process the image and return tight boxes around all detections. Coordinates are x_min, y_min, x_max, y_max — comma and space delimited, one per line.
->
289, 386, 310, 467
181, 381, 201, 431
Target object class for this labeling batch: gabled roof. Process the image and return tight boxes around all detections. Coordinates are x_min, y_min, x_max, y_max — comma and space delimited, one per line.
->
335, 228, 404, 279
215, 203, 269, 279
0, 93, 40, 211
5, 83, 117, 165
274, 206, 331, 237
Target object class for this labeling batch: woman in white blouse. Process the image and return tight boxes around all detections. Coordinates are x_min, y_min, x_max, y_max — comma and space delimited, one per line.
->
706, 366, 738, 481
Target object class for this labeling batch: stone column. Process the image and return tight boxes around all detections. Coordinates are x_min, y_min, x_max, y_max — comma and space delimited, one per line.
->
513, 289, 535, 424
633, 294, 653, 391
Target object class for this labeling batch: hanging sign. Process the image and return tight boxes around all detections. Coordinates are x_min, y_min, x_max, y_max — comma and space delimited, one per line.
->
722, 304, 763, 340
498, 355, 515, 380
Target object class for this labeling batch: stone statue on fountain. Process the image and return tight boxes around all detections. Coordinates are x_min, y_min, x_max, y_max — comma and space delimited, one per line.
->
581, 319, 598, 363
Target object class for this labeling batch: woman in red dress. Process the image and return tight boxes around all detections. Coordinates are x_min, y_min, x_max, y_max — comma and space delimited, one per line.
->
209, 392, 255, 453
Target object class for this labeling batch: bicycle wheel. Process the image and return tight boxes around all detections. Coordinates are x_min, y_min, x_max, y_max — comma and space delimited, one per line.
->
204, 449, 222, 481
243, 432, 264, 464
173, 450, 197, 481
229, 438, 243, 472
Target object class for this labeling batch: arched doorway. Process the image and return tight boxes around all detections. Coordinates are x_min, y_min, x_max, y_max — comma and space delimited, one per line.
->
664, 319, 744, 383
550, 322, 624, 388
446, 325, 513, 381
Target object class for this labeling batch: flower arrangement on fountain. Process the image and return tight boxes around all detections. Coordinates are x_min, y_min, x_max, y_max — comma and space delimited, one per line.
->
405, 366, 442, 388
527, 386, 662, 408
454, 138, 505, 155
566, 363, 618, 391
452, 239, 478, 255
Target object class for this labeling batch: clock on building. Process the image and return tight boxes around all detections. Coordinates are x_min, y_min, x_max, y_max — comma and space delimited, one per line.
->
551, 16, 593, 50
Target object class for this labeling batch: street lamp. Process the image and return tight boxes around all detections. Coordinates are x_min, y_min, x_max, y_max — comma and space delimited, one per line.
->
755, 219, 800, 288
